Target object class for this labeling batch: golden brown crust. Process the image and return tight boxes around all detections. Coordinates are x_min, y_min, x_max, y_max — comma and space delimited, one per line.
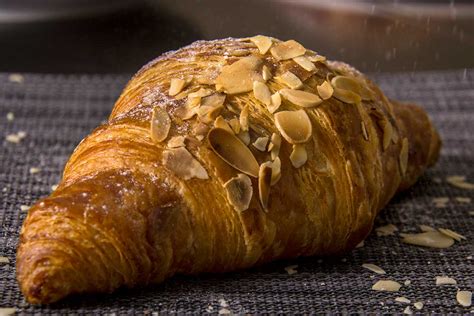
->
16, 37, 441, 304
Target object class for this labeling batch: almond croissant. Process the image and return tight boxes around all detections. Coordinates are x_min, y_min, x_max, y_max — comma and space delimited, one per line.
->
16, 36, 441, 304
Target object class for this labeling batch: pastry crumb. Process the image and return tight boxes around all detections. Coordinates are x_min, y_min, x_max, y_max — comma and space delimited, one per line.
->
375, 224, 398, 236
285, 264, 298, 275
413, 301, 423, 310
403, 306, 413, 315
29, 167, 41, 174
6, 112, 14, 121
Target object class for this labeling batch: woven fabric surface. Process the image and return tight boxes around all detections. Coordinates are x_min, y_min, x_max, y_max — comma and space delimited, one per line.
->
0, 70, 473, 314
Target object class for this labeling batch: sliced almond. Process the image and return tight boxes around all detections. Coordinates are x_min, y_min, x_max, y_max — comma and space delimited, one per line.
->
188, 88, 213, 99
268, 92, 281, 113
395, 297, 411, 304
331, 75, 373, 101
237, 130, 250, 145
150, 107, 171, 142
399, 138, 409, 176
278, 71, 303, 89
403, 306, 413, 315
250, 35, 273, 54
169, 78, 186, 96
215, 56, 263, 94
332, 87, 361, 104
252, 136, 269, 152
361, 121, 369, 141
375, 224, 398, 236
446, 175, 474, 190
274, 110, 312, 144
167, 136, 186, 148
0, 308, 16, 316
201, 93, 226, 108
258, 162, 272, 210
162, 147, 208, 180
316, 81, 334, 100
208, 128, 259, 177
382, 119, 393, 151
455, 197, 471, 203
362, 263, 386, 275
262, 65, 272, 81
290, 144, 307, 168
270, 40, 306, 61
402, 231, 454, 248
307, 54, 326, 63
456, 291, 472, 307
269, 132, 282, 160
0, 257, 9, 263
270, 157, 281, 185
372, 280, 401, 292
253, 81, 272, 106
214, 116, 234, 134
197, 105, 223, 124
438, 228, 466, 241
280, 89, 322, 108
240, 105, 250, 132
193, 122, 210, 137
224, 173, 253, 212
435, 276, 457, 285
293, 56, 316, 71
228, 118, 241, 134
419, 225, 436, 232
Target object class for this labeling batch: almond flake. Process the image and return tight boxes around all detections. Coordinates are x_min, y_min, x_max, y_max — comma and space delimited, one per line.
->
6, 112, 14, 121
436, 276, 457, 285
438, 228, 466, 241
238, 106, 250, 133
224, 173, 253, 212
9, 73, 24, 83
237, 130, 250, 145
419, 225, 436, 232
230, 49, 249, 57
456, 290, 472, 307
269, 132, 282, 160
258, 162, 272, 210
362, 263, 386, 275
403, 306, 413, 315
193, 122, 210, 138
216, 56, 263, 94
253, 81, 272, 106
455, 197, 471, 203
399, 138, 409, 176
332, 87, 361, 104
163, 147, 208, 180
228, 118, 240, 134
372, 280, 401, 292
404, 280, 411, 286
0, 308, 16, 316
446, 175, 474, 190
202, 93, 226, 108
270, 157, 281, 185
361, 121, 369, 141
150, 107, 171, 143
169, 78, 186, 96
270, 40, 306, 60
167, 136, 186, 148
381, 120, 393, 151
188, 88, 214, 99
356, 240, 365, 248
402, 231, 454, 248
5, 133, 22, 143
20, 205, 30, 212
413, 302, 423, 310
250, 35, 273, 54
197, 105, 224, 124
214, 116, 234, 134
218, 308, 231, 315
317, 81, 334, 100
262, 65, 272, 81
331, 75, 373, 100
29, 167, 41, 174
293, 56, 316, 71
51, 184, 58, 191
253, 136, 269, 152
375, 224, 398, 236
395, 297, 411, 304
0, 257, 9, 263
274, 110, 312, 144
268, 92, 281, 113
290, 144, 307, 168
279, 89, 322, 108
208, 128, 259, 177
278, 71, 303, 89
284, 264, 298, 275
307, 54, 326, 62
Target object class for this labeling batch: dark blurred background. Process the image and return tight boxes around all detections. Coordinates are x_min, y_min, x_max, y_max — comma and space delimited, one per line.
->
0, 0, 472, 74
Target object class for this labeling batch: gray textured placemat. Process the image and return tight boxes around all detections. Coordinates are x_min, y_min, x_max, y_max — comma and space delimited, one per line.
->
0, 70, 473, 314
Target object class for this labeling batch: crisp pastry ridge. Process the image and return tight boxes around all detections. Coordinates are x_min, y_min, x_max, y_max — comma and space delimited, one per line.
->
16, 36, 441, 304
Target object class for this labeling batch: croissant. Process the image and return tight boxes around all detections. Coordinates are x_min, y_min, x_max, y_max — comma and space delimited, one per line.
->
16, 36, 441, 304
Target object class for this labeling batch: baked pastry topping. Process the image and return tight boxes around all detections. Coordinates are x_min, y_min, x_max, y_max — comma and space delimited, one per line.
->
316, 80, 334, 100
290, 144, 308, 168
258, 162, 272, 210
150, 107, 171, 142
224, 173, 253, 212
162, 147, 208, 180
253, 81, 272, 106
279, 88, 322, 108
215, 55, 263, 94
270, 39, 306, 60
274, 110, 312, 144
278, 71, 303, 89
250, 35, 273, 55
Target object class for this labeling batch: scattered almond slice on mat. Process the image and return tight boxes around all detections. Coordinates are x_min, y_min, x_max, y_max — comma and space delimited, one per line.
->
401, 231, 454, 248
0, 308, 16, 316
455, 197, 471, 203
362, 263, 386, 275
6, 112, 14, 121
372, 280, 401, 292
403, 306, 413, 315
438, 228, 466, 241
284, 264, 298, 275
446, 175, 474, 190
0, 257, 9, 264
435, 276, 457, 286
375, 224, 398, 236
413, 301, 424, 310
456, 290, 472, 307
395, 297, 411, 304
